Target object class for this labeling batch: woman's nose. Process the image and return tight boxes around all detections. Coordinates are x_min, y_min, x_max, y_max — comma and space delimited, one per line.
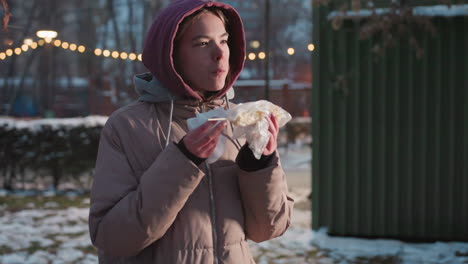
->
213, 44, 224, 61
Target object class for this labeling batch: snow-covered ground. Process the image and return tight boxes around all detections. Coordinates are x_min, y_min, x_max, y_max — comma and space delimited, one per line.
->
1, 193, 468, 264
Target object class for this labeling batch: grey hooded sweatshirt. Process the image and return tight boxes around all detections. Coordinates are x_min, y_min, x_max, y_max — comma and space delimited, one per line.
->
88, 0, 294, 263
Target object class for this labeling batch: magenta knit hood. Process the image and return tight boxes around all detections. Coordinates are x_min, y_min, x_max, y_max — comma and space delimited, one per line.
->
142, 0, 246, 101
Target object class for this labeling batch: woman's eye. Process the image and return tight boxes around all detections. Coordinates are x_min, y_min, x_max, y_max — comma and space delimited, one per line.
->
221, 39, 228, 44
197, 42, 209, 46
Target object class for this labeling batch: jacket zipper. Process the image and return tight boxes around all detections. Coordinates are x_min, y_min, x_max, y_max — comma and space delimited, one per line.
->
200, 103, 219, 264
206, 163, 219, 264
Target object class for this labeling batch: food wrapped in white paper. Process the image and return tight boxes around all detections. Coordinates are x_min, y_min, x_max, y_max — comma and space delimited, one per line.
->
187, 100, 292, 162
227, 100, 292, 159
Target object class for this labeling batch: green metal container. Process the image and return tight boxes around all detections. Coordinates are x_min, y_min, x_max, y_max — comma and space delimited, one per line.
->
311, 3, 468, 241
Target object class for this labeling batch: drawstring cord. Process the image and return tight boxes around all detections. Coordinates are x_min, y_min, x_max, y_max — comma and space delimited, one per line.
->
223, 94, 242, 151
165, 98, 174, 148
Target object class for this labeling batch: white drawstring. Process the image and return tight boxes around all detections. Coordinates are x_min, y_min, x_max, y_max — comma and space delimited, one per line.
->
165, 98, 174, 148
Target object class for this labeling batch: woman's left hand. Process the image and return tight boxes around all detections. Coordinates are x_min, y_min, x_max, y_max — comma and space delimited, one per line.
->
263, 114, 279, 156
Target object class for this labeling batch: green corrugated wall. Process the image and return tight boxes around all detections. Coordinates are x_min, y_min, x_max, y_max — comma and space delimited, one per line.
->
311, 4, 468, 241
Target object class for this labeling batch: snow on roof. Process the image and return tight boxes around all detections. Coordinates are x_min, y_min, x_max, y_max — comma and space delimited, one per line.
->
0, 116, 108, 131
327, 4, 468, 19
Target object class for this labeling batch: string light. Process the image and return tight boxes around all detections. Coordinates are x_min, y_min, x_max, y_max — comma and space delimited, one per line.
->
0, 53, 6, 60
61, 42, 69, 49
258, 52, 266, 60
102, 50, 110, 57
111, 51, 119, 59
8, 37, 317, 63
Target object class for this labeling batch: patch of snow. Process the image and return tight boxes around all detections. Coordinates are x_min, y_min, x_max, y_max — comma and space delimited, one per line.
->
278, 145, 311, 170
61, 233, 92, 248
56, 248, 84, 262
312, 228, 468, 263
1, 253, 28, 264
25, 250, 49, 264
0, 115, 108, 131
81, 254, 99, 264
44, 201, 59, 208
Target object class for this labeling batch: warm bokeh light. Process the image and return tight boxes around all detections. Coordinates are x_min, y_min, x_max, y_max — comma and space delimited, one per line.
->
120, 52, 128, 60
94, 49, 102, 56
6, 49, 13, 56
258, 52, 266, 60
129, 53, 137, 61
248, 52, 256, 60
36, 30, 58, 39
14, 48, 21, 55
111, 51, 119, 58
287, 48, 295, 55
138, 54, 142, 61
103, 50, 111, 57
250, 40, 260, 49
69, 43, 77, 51
21, 45, 29, 52
78, 46, 86, 53
23, 39, 33, 45
54, 40, 62, 47
308, 43, 315, 51
0, 53, 6, 60
31, 42, 38, 49
45, 37, 52, 43
38, 39, 45, 46
61, 42, 69, 49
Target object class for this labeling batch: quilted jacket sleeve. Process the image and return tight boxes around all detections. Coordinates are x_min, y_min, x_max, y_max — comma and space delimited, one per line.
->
237, 151, 294, 243
88, 117, 204, 256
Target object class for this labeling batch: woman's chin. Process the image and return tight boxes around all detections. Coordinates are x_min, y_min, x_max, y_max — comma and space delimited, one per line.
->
204, 83, 226, 92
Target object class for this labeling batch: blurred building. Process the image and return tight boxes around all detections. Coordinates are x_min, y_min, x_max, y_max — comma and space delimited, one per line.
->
233, 79, 311, 117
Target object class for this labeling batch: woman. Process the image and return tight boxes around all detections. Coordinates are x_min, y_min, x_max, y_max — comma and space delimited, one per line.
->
88, 0, 294, 263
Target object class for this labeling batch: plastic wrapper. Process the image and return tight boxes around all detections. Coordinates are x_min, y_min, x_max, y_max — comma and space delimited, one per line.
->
187, 100, 292, 162
227, 100, 292, 159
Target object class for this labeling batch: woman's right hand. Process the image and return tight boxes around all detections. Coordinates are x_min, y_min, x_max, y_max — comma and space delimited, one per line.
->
183, 120, 227, 158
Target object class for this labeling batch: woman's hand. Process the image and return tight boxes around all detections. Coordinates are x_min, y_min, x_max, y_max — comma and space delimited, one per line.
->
183, 120, 227, 158
263, 114, 279, 156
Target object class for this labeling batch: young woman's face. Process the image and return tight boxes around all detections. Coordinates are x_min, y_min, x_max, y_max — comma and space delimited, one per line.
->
175, 12, 230, 93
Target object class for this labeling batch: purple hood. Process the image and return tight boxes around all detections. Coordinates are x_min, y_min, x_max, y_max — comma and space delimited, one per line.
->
142, 0, 246, 101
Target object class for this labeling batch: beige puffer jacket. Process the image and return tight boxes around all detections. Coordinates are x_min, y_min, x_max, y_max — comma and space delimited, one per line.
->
88, 98, 294, 263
